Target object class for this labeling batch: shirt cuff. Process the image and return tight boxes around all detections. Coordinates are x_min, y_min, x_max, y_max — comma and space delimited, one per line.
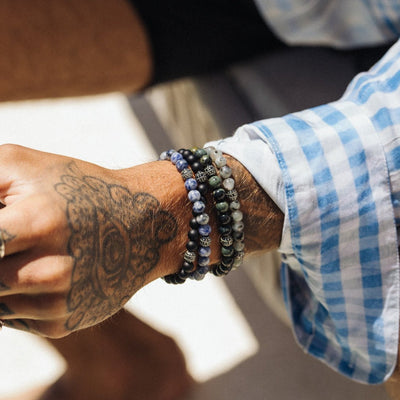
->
205, 124, 286, 213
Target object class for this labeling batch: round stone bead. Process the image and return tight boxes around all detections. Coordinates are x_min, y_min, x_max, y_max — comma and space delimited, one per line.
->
233, 221, 244, 232
182, 261, 195, 273
190, 146, 199, 153
221, 246, 235, 257
184, 178, 198, 191
232, 257, 243, 269
234, 240, 245, 252
221, 256, 234, 267
209, 148, 222, 161
218, 214, 231, 225
204, 146, 215, 155
215, 155, 227, 168
188, 229, 199, 241
216, 201, 229, 213
197, 266, 209, 275
195, 148, 207, 159
196, 213, 210, 225
186, 240, 198, 252
226, 189, 238, 201
222, 178, 235, 191
233, 231, 244, 241
213, 188, 226, 201
200, 155, 212, 166
193, 201, 206, 214
184, 250, 196, 263
204, 165, 217, 177
218, 225, 232, 235
191, 162, 202, 172
199, 236, 211, 247
159, 151, 169, 160
197, 183, 208, 195
208, 175, 222, 189
198, 256, 210, 267
183, 149, 192, 159
230, 200, 241, 210
192, 270, 207, 281
181, 168, 193, 181
166, 149, 175, 157
220, 235, 233, 247
170, 152, 183, 164
219, 165, 232, 179
176, 159, 189, 171
188, 190, 201, 203
189, 218, 199, 229
186, 154, 196, 165
195, 170, 208, 183
198, 224, 212, 236
199, 246, 211, 257
232, 210, 243, 222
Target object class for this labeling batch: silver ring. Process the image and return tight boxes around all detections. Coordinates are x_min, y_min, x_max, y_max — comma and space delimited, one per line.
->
0, 231, 5, 259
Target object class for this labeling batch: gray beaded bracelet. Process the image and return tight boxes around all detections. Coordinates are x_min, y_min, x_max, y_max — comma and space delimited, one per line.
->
204, 147, 245, 276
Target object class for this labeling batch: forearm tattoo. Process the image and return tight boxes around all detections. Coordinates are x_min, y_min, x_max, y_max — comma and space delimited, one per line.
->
55, 163, 177, 331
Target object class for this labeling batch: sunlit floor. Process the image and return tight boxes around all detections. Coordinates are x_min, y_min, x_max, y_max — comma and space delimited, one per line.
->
0, 94, 258, 398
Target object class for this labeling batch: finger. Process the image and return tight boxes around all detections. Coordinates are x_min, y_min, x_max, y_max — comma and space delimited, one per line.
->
0, 194, 68, 257
0, 251, 72, 296
3, 317, 69, 338
0, 293, 68, 321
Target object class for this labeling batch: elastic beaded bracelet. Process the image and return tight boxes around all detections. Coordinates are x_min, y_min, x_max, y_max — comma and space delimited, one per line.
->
159, 148, 212, 283
204, 147, 245, 276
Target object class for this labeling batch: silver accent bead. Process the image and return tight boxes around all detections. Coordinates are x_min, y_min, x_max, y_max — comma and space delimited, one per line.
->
181, 168, 193, 180
184, 250, 196, 263
220, 235, 233, 247
204, 165, 217, 177
199, 236, 211, 247
226, 189, 238, 201
195, 170, 208, 183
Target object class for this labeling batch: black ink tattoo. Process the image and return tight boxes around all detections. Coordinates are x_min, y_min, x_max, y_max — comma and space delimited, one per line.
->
55, 163, 177, 331
0, 282, 10, 292
4, 319, 30, 332
0, 303, 13, 317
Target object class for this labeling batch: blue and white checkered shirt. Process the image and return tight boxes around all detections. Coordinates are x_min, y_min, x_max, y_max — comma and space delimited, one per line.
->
253, 0, 399, 48
207, 39, 400, 383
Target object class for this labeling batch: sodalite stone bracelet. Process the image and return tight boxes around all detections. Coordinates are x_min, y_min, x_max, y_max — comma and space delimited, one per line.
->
159, 146, 244, 284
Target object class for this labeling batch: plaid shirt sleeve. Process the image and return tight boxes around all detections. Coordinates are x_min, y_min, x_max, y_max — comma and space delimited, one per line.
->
207, 39, 400, 383
253, 0, 399, 48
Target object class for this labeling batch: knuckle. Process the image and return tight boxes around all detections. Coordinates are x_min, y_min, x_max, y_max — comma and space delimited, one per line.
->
0, 143, 24, 160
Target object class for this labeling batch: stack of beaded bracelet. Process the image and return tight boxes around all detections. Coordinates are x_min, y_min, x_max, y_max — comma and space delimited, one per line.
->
159, 146, 245, 284
159, 148, 212, 283
204, 147, 245, 276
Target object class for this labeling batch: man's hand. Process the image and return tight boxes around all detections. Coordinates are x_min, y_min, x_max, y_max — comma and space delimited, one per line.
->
0, 144, 180, 337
